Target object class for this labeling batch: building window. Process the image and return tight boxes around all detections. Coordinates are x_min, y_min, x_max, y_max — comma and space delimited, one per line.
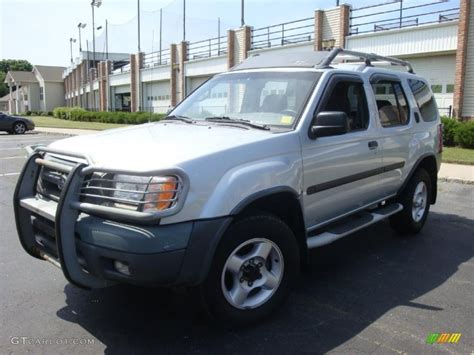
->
446, 84, 454, 94
431, 84, 442, 94
24, 94, 28, 101
39, 87, 44, 100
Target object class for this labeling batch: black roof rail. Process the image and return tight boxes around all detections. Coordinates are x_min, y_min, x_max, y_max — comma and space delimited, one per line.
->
317, 48, 415, 74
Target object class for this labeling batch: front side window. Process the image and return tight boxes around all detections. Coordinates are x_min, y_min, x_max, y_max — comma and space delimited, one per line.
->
319, 80, 369, 131
408, 79, 438, 122
372, 80, 409, 127
171, 71, 320, 128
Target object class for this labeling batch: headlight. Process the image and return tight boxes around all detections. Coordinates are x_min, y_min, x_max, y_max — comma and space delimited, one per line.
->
80, 173, 182, 214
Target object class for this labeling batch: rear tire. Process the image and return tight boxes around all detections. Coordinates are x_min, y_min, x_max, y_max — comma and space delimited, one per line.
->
390, 168, 431, 235
12, 121, 26, 134
199, 213, 299, 327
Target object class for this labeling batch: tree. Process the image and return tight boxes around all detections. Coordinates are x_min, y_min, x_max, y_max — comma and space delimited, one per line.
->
0, 59, 34, 97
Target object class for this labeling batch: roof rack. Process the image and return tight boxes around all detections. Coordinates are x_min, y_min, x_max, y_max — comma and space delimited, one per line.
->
317, 48, 415, 74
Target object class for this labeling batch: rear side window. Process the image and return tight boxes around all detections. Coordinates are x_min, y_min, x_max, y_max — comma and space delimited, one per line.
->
408, 79, 438, 122
372, 81, 409, 127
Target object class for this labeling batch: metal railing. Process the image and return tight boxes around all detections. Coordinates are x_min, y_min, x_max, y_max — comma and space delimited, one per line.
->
143, 48, 171, 68
439, 105, 453, 118
349, 0, 460, 35
251, 17, 314, 50
187, 36, 228, 60
111, 58, 131, 75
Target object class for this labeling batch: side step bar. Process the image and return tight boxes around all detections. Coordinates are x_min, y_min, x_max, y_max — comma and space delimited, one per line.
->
307, 203, 403, 249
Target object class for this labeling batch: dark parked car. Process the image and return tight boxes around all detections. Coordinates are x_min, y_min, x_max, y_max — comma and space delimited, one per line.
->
0, 113, 35, 134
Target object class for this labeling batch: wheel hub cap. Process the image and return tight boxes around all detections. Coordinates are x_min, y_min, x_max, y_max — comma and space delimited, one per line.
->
412, 181, 427, 223
221, 238, 284, 310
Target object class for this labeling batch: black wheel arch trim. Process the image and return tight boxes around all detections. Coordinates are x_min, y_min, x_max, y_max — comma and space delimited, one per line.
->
397, 153, 438, 204
230, 186, 302, 215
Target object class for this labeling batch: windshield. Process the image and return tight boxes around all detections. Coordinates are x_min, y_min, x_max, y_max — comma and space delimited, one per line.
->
170, 70, 321, 128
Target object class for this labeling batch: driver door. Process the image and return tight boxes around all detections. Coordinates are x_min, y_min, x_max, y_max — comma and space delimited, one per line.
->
301, 74, 385, 228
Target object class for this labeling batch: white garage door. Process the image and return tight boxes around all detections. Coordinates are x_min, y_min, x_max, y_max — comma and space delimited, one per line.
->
188, 76, 211, 94
144, 81, 171, 113
408, 55, 456, 114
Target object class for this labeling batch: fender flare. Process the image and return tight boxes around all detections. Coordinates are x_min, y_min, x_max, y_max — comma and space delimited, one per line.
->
397, 153, 439, 204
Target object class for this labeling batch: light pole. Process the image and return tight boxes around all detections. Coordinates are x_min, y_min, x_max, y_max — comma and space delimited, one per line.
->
241, 0, 245, 27
138, 0, 141, 52
183, 0, 186, 41
96, 23, 108, 60
91, 0, 102, 69
69, 38, 77, 63
77, 22, 87, 52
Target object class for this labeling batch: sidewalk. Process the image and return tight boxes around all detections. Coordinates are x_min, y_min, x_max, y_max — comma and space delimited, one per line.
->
438, 163, 474, 184
34, 127, 99, 136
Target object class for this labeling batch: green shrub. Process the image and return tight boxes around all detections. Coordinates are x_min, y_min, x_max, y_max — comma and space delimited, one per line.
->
48, 107, 166, 125
441, 116, 460, 147
454, 121, 474, 149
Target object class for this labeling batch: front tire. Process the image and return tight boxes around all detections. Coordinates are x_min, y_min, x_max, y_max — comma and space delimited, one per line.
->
200, 213, 299, 327
390, 168, 432, 235
12, 121, 26, 134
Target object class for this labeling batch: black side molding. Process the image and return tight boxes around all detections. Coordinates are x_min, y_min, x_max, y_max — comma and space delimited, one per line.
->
307, 162, 405, 195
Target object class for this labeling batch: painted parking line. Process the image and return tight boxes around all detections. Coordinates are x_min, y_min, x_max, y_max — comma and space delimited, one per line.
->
0, 172, 20, 177
0, 156, 25, 160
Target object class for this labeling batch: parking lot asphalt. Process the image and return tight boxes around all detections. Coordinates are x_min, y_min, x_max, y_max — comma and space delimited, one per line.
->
0, 132, 473, 355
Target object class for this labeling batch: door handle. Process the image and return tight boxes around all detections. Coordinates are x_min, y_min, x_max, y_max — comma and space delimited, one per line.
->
368, 141, 378, 150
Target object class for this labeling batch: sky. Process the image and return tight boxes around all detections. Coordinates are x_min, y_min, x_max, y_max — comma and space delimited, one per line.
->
0, 0, 458, 67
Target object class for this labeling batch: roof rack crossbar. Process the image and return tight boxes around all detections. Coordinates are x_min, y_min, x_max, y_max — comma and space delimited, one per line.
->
317, 48, 415, 74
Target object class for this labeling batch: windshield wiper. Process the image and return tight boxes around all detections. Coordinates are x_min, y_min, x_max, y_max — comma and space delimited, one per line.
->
163, 115, 195, 124
205, 116, 270, 131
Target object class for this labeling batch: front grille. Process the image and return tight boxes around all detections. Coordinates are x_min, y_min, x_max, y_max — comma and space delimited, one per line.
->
32, 214, 58, 258
36, 155, 78, 201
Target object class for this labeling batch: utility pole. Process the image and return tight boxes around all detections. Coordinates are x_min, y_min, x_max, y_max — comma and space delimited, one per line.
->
399, 0, 403, 28
69, 38, 77, 63
183, 0, 186, 41
91, 4, 96, 67
218, 17, 221, 55
159, 8, 163, 64
137, 0, 141, 52
91, 0, 102, 69
106, 19, 109, 60
77, 23, 86, 52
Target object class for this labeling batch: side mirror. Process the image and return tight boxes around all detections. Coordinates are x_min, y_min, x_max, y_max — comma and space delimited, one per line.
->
310, 111, 349, 139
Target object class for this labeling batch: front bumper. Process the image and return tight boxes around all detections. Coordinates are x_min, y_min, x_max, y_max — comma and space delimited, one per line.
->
13, 148, 232, 289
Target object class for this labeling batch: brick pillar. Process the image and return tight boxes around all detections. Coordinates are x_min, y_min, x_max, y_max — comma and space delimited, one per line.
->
234, 26, 252, 65
178, 41, 188, 100
170, 44, 178, 107
98, 62, 105, 111
339, 4, 351, 49
89, 67, 97, 110
314, 10, 323, 51
453, 0, 471, 119
130, 52, 144, 112
227, 30, 236, 68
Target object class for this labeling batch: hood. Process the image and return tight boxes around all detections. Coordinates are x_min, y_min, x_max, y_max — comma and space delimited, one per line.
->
47, 122, 274, 171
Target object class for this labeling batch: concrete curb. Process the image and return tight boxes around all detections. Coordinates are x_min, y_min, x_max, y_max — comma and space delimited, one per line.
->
439, 177, 474, 185
34, 127, 99, 136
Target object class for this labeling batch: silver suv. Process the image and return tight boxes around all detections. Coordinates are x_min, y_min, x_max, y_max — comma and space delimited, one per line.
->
14, 49, 442, 326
